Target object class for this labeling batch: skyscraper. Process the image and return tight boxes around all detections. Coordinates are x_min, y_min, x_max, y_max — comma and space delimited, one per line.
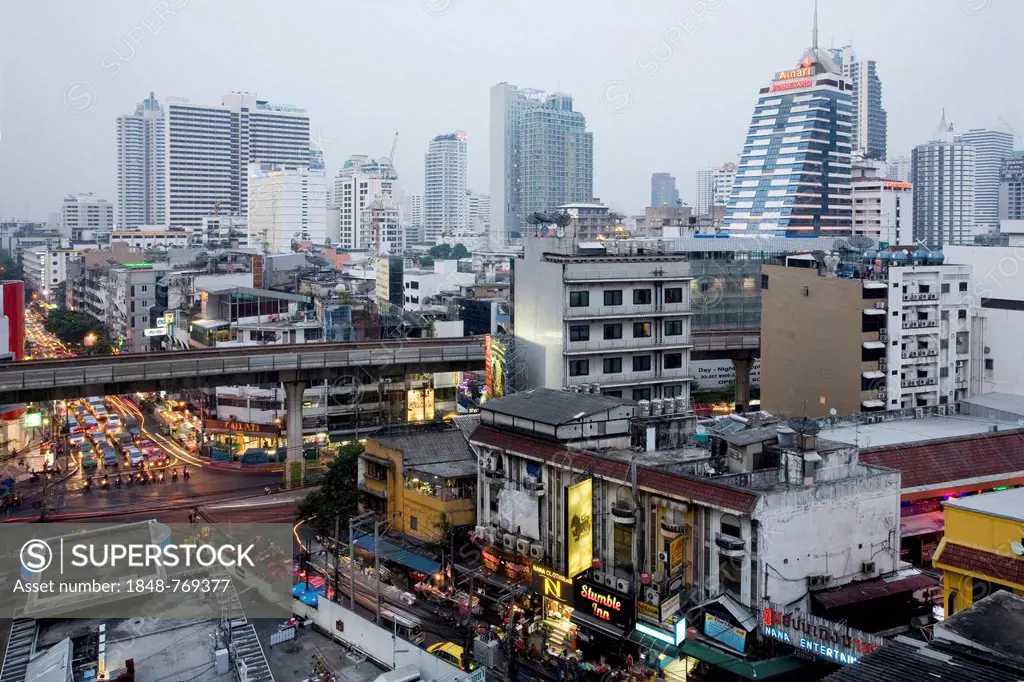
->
723, 13, 853, 234
912, 118, 976, 247
423, 132, 468, 243
62, 193, 113, 243
829, 46, 887, 161
162, 92, 310, 231
650, 173, 680, 207
887, 156, 912, 184
999, 151, 1024, 220
956, 128, 1014, 234
467, 191, 490, 231
116, 92, 166, 229
712, 163, 738, 208
695, 168, 713, 215
489, 84, 593, 247
333, 155, 399, 252
247, 164, 327, 253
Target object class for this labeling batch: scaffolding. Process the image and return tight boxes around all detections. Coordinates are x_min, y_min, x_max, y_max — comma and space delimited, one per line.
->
497, 334, 528, 396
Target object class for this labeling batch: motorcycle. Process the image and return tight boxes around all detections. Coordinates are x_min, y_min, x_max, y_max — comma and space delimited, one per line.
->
83, 478, 92, 494
157, 471, 165, 483
171, 470, 178, 482
115, 475, 122, 488
183, 467, 190, 481
101, 476, 109, 491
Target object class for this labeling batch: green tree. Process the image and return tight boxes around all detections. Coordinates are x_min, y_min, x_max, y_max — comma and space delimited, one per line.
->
418, 256, 435, 268
297, 442, 363, 539
428, 243, 453, 260
0, 252, 23, 281
45, 309, 105, 345
451, 243, 470, 260
86, 337, 114, 356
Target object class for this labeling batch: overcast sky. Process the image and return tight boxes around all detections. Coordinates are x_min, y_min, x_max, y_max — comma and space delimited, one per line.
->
0, 0, 1019, 222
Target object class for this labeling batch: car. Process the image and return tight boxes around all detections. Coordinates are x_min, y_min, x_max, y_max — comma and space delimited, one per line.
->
427, 642, 474, 672
105, 413, 122, 432
124, 446, 144, 467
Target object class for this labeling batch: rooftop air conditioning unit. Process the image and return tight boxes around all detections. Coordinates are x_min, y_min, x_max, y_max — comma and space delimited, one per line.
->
930, 321, 938, 327
503, 534, 515, 550
903, 322, 911, 329
484, 528, 496, 544
516, 538, 531, 555
956, 360, 964, 368
901, 352, 908, 359
616, 578, 630, 595
644, 587, 660, 605
530, 544, 544, 560
928, 378, 936, 385
929, 349, 938, 356
930, 293, 939, 300
956, 374, 963, 382
861, 561, 876, 574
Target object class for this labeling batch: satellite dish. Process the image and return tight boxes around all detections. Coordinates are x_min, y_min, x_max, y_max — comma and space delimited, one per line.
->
848, 235, 875, 250
1012, 541, 1024, 557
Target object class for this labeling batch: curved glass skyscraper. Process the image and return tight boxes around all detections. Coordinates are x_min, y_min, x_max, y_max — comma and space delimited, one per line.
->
723, 41, 853, 235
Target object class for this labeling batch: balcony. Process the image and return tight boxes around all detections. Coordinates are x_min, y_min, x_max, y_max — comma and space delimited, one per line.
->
903, 293, 939, 305
610, 501, 636, 525
714, 533, 746, 558
901, 320, 940, 334
359, 482, 387, 499
564, 337, 691, 354
564, 303, 692, 320
660, 518, 690, 538
567, 369, 693, 389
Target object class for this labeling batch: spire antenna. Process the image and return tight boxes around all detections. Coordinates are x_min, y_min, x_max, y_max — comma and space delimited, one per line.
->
812, 0, 819, 50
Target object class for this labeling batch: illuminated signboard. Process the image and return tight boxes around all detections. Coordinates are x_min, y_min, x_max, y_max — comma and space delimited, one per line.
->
24, 411, 42, 428
575, 579, 630, 630
375, 257, 390, 306
484, 334, 506, 401
660, 592, 681, 621
564, 478, 593, 578
635, 619, 687, 647
761, 602, 882, 665
530, 564, 571, 604
669, 536, 684, 576
770, 80, 812, 93
636, 601, 660, 625
704, 613, 747, 654
884, 181, 912, 190
776, 66, 813, 81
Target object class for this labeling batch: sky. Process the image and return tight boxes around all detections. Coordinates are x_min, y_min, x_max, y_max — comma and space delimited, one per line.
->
0, 0, 1020, 222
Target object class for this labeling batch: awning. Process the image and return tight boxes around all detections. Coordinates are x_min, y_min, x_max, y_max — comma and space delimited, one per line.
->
863, 308, 886, 315
571, 610, 626, 640
352, 535, 440, 575
862, 371, 885, 380
679, 640, 805, 680
862, 341, 885, 349
812, 570, 938, 610
360, 453, 393, 468
861, 400, 885, 409
626, 629, 679, 658
901, 511, 945, 538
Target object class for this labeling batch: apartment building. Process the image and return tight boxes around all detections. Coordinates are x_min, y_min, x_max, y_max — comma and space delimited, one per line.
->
110, 229, 190, 251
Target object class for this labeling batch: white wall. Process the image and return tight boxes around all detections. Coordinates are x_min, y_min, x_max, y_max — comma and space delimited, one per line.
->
292, 598, 463, 682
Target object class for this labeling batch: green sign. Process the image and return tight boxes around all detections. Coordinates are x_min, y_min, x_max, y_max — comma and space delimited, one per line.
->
123, 262, 155, 270
24, 412, 42, 428
878, 242, 889, 249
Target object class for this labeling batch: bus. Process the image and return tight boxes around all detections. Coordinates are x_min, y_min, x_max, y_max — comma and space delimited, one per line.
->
342, 584, 425, 645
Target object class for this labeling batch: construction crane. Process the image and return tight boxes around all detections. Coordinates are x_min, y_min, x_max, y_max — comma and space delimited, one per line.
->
998, 117, 1022, 148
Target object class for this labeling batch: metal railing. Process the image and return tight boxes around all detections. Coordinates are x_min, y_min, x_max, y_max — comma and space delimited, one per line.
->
564, 303, 692, 319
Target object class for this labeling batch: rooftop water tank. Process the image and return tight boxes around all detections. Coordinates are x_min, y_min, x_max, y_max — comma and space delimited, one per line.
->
862, 249, 877, 264
928, 251, 946, 265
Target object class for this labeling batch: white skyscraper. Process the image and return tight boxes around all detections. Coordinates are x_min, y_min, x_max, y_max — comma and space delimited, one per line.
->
829, 46, 887, 161
163, 92, 310, 231
116, 92, 166, 229
912, 119, 976, 247
887, 156, 912, 183
424, 131, 468, 243
333, 155, 399, 251
247, 164, 326, 254
956, 128, 1014, 234
712, 163, 738, 208
62, 193, 113, 243
467, 191, 490, 232
695, 168, 713, 215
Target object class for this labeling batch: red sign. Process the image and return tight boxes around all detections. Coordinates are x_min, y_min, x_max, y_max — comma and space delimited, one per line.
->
884, 181, 912, 191
770, 80, 812, 93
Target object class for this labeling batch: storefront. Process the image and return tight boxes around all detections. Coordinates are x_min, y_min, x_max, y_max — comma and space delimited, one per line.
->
481, 547, 531, 584
570, 576, 634, 665
529, 563, 576, 653
204, 418, 284, 457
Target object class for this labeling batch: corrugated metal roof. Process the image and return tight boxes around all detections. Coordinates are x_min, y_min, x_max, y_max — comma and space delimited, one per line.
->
373, 429, 473, 467
821, 639, 1022, 682
482, 388, 633, 425
812, 571, 937, 610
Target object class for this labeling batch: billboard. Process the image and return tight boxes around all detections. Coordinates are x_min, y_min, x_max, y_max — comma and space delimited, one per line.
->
704, 613, 747, 653
564, 478, 593, 578
669, 536, 684, 576
484, 334, 506, 401
692, 358, 762, 391
375, 256, 390, 307
530, 564, 571, 604
574, 577, 631, 630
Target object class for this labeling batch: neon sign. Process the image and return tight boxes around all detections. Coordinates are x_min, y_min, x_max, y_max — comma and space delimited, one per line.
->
776, 66, 813, 80
575, 580, 631, 629
530, 563, 571, 603
884, 181, 912, 190
761, 604, 882, 665
770, 80, 812, 93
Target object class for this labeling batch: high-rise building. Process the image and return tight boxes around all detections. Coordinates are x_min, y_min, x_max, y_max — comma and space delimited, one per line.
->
956, 128, 1014, 234
489, 83, 593, 248
116, 92, 166, 229
912, 120, 976, 247
829, 46, 887, 161
360, 199, 403, 256
850, 163, 913, 245
695, 168, 713, 215
712, 162, 737, 208
998, 151, 1024, 220
333, 155, 399, 252
423, 132, 468, 244
723, 22, 853, 234
650, 173, 680, 208
887, 156, 912, 184
467, 191, 490, 231
162, 92, 310, 231
247, 164, 327, 253
61, 193, 113, 243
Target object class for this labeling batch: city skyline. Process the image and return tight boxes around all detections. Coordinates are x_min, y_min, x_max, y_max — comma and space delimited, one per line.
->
1, 0, 1020, 222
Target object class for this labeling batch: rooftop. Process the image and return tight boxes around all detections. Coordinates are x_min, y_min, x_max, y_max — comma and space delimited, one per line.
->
820, 414, 1020, 449
944, 487, 1024, 523
482, 388, 633, 425
820, 637, 1023, 682
936, 592, 1024, 668
373, 428, 474, 469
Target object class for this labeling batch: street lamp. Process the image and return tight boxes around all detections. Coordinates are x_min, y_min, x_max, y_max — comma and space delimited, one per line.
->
83, 332, 98, 348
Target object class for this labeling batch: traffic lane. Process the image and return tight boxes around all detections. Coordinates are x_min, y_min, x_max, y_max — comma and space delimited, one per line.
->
3, 496, 300, 523
63, 467, 285, 510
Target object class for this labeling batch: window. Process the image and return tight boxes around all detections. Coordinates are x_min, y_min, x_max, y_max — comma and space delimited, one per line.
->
633, 322, 652, 338
604, 290, 623, 306
569, 359, 589, 377
633, 289, 652, 305
633, 355, 652, 372
665, 287, 683, 303
613, 525, 633, 576
958, 309, 967, 320
569, 325, 589, 342
760, 274, 769, 290
411, 281, 420, 290
569, 291, 589, 307
603, 357, 622, 374
604, 390, 623, 398
985, 358, 994, 370
632, 388, 651, 401
410, 516, 418, 531
959, 282, 968, 292
603, 323, 622, 340
665, 353, 683, 369
664, 385, 684, 398
941, 283, 950, 293
665, 320, 683, 336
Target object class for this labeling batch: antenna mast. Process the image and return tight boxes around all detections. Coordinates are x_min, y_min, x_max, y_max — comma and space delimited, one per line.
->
812, 0, 819, 50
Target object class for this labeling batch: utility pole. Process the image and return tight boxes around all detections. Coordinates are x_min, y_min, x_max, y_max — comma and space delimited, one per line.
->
349, 511, 375, 611
333, 514, 341, 602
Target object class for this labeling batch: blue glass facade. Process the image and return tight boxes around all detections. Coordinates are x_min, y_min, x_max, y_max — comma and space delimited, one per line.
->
723, 53, 854, 236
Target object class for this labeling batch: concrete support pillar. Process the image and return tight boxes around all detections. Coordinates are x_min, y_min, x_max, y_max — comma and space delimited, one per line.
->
283, 379, 307, 489
732, 353, 754, 413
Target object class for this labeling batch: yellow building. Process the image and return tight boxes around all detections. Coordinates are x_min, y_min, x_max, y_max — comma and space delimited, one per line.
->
933, 487, 1024, 616
358, 430, 477, 543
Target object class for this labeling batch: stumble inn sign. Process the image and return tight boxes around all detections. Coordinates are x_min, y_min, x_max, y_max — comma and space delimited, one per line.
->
761, 602, 883, 665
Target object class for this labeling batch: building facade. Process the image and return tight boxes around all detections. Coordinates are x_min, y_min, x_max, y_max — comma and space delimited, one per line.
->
466, 191, 490, 233
424, 132, 469, 243
851, 165, 913, 245
515, 237, 693, 402
116, 92, 166, 229
830, 46, 887, 161
956, 128, 1014, 234
247, 164, 327, 253
333, 156, 398, 251
21, 247, 86, 301
359, 198, 403, 256
722, 44, 853, 234
650, 173, 680, 208
712, 162, 737, 210
489, 84, 593, 248
109, 230, 189, 250
61, 193, 113, 243
558, 202, 617, 241
760, 257, 977, 418
695, 168, 713, 216
998, 152, 1024, 220
887, 156, 912, 184
198, 215, 249, 249
912, 134, 976, 247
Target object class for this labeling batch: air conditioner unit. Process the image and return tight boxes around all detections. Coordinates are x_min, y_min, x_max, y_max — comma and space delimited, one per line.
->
879, 359, 887, 368
928, 378, 936, 385
901, 381, 909, 388
516, 538, 530, 555
808, 574, 832, 589
938, 405, 948, 416
502, 534, 515, 549
877, 388, 886, 398
929, 349, 938, 356
861, 561, 876, 574
657, 551, 669, 563
530, 544, 544, 560
927, 320, 936, 327
956, 374, 964, 382
930, 293, 939, 300
901, 352, 908, 359
593, 571, 605, 585
911, 321, 920, 328
955, 360, 964, 368
616, 578, 630, 595
484, 528, 496, 544
912, 294, 920, 301
915, 408, 925, 419
875, 302, 886, 309
903, 323, 911, 329
909, 350, 918, 358
644, 587, 660, 605
903, 295, 911, 302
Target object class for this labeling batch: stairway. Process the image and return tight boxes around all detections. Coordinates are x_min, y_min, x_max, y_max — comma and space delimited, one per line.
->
0, 619, 37, 682
230, 621, 274, 682
545, 617, 573, 655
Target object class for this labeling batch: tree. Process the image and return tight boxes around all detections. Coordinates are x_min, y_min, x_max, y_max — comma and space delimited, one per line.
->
419, 256, 435, 268
451, 243, 470, 260
0, 252, 23, 281
45, 309, 105, 345
297, 442, 363, 539
86, 337, 114, 356
428, 243, 470, 261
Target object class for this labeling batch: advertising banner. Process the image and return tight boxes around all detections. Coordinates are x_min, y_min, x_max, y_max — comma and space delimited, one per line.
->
565, 478, 593, 578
